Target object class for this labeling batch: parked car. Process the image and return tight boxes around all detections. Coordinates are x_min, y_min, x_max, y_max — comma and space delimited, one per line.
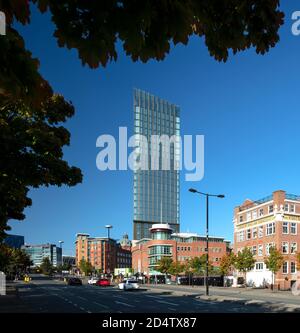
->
118, 279, 139, 290
96, 278, 110, 287
67, 277, 82, 286
88, 277, 99, 285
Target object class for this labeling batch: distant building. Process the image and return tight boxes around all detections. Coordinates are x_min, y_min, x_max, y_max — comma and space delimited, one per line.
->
22, 244, 62, 267
75, 233, 132, 274
3, 234, 24, 249
233, 190, 300, 289
62, 256, 76, 267
132, 223, 230, 276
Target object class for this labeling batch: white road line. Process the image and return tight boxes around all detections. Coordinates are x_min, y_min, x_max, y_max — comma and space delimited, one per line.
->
145, 295, 163, 300
168, 308, 177, 311
157, 300, 179, 306
112, 295, 126, 299
77, 296, 88, 301
115, 301, 135, 308
93, 302, 109, 309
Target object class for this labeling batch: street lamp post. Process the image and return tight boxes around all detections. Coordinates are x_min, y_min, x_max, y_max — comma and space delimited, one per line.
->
105, 225, 113, 277
189, 188, 225, 296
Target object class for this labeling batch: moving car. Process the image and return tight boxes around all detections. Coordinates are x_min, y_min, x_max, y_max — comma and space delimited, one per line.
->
88, 277, 99, 285
118, 279, 139, 291
95, 278, 110, 287
67, 277, 82, 286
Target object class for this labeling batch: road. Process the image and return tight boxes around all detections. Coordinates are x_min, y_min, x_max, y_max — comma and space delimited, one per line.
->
2, 275, 281, 313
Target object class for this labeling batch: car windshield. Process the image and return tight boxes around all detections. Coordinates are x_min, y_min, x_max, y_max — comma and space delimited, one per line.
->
127, 280, 137, 284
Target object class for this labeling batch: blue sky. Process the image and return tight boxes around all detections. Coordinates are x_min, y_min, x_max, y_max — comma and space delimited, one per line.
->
9, 3, 300, 256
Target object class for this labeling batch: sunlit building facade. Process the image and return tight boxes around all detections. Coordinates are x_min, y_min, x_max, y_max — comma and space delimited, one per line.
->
133, 89, 180, 240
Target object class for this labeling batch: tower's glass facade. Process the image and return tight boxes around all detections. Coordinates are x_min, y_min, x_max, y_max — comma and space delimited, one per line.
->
133, 89, 180, 240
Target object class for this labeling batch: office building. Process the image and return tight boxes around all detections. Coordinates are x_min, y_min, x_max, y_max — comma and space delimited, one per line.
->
132, 223, 230, 276
22, 243, 62, 267
133, 89, 180, 240
233, 190, 300, 289
75, 233, 132, 274
3, 234, 24, 249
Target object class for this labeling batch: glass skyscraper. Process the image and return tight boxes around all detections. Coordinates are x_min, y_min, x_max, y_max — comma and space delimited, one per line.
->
133, 89, 180, 240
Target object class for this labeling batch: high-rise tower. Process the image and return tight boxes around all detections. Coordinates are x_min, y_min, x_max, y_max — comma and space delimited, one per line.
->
133, 89, 180, 240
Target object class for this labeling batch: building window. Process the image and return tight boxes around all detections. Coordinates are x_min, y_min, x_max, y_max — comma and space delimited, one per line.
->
266, 223, 275, 236
282, 222, 289, 234
247, 229, 251, 240
291, 242, 297, 254
252, 228, 257, 239
291, 262, 296, 274
252, 246, 257, 255
259, 208, 264, 217
239, 216, 243, 223
283, 262, 288, 274
284, 203, 289, 212
266, 243, 274, 255
290, 204, 295, 213
258, 226, 264, 238
282, 242, 289, 254
247, 212, 251, 221
238, 231, 244, 242
269, 205, 274, 214
255, 263, 264, 271
291, 223, 297, 235
258, 245, 263, 256
252, 210, 257, 220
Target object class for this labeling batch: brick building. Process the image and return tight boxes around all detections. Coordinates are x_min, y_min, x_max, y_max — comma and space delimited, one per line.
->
132, 223, 230, 277
75, 233, 132, 274
233, 190, 300, 289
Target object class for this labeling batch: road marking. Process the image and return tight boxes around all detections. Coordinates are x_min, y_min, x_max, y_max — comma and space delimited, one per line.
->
112, 295, 126, 299
77, 296, 88, 301
115, 301, 135, 308
157, 300, 179, 306
167, 308, 177, 311
93, 302, 109, 309
145, 295, 163, 300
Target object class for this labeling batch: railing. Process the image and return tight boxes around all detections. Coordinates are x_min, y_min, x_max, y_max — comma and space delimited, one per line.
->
286, 194, 300, 201
239, 195, 273, 211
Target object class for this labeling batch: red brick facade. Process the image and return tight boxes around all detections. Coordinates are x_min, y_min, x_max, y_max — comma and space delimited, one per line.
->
75, 233, 132, 274
233, 190, 300, 289
132, 224, 230, 276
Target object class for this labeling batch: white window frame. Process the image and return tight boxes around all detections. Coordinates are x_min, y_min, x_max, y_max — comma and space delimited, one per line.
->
246, 229, 251, 240
252, 227, 257, 239
284, 203, 289, 212
291, 262, 296, 274
282, 222, 289, 235
266, 243, 274, 256
266, 222, 275, 236
258, 245, 263, 256
282, 242, 289, 254
238, 230, 244, 242
269, 205, 274, 214
282, 262, 288, 274
252, 210, 257, 220
255, 262, 264, 271
290, 242, 297, 254
258, 226, 264, 238
247, 212, 251, 221
252, 246, 257, 255
290, 204, 295, 213
259, 208, 264, 217
291, 223, 297, 235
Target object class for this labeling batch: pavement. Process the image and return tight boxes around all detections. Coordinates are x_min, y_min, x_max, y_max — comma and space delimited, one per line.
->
0, 275, 300, 313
